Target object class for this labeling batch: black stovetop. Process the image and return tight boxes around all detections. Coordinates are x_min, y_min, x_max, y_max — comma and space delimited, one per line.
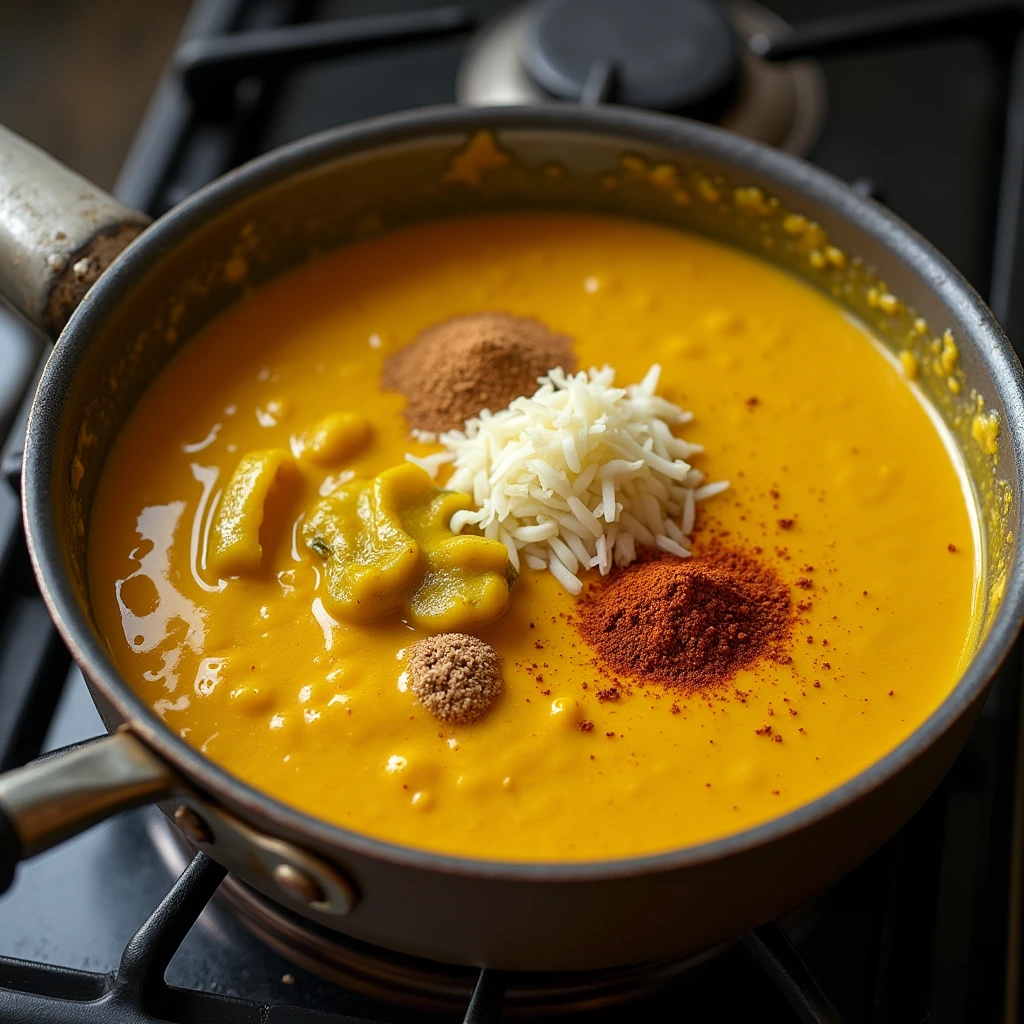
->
1, 1, 1023, 1021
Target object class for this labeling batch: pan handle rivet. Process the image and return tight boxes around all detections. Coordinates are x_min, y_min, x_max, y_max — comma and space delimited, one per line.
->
273, 862, 326, 905
174, 804, 213, 844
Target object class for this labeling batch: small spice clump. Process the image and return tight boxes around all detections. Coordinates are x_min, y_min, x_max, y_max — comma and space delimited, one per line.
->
576, 545, 792, 690
406, 633, 503, 723
382, 312, 576, 433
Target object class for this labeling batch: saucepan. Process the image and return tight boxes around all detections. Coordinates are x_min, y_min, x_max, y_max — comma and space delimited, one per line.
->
0, 105, 1021, 972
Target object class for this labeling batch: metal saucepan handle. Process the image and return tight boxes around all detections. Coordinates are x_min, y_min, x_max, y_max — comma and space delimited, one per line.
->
0, 730, 178, 894
0, 124, 150, 339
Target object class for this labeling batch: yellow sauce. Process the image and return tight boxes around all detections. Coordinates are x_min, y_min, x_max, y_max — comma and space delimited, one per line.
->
88, 212, 979, 861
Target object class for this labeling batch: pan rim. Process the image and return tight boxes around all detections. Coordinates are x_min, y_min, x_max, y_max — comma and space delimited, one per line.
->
22, 102, 1024, 882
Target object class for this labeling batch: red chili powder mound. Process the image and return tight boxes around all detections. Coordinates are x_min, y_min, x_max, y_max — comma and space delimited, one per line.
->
576, 546, 793, 690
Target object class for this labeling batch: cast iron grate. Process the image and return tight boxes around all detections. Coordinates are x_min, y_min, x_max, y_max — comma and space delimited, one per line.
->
1, 0, 1023, 1021
0, 852, 364, 1023
0, 849, 842, 1024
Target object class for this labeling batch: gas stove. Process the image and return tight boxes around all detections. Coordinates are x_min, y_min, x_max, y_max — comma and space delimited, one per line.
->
1, 1, 1023, 1021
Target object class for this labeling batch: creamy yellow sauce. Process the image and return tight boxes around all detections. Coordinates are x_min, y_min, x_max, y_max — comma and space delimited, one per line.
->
88, 212, 979, 861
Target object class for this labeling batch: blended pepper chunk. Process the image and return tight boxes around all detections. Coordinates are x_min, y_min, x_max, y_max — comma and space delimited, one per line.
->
208, 448, 296, 576
302, 462, 514, 630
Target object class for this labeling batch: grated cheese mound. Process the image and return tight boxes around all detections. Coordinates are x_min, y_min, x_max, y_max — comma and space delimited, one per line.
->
406, 365, 728, 594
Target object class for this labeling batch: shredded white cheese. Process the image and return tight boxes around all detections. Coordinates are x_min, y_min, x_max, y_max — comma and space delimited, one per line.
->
406, 365, 727, 594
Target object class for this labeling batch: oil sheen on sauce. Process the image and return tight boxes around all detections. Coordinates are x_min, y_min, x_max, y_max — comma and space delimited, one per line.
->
88, 213, 980, 862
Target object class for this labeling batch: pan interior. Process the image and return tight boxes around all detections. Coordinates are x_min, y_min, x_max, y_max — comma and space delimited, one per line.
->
39, 117, 1020, 865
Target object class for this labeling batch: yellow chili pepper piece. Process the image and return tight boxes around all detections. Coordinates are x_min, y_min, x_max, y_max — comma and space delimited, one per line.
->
209, 448, 296, 576
300, 411, 372, 466
302, 463, 513, 629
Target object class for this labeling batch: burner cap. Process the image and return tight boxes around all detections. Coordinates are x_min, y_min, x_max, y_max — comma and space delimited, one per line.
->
521, 0, 739, 116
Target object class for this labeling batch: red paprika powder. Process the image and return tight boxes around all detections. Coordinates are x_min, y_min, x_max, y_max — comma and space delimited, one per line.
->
576, 545, 793, 690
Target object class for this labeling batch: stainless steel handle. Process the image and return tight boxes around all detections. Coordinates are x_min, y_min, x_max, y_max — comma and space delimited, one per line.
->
0, 730, 358, 918
0, 730, 178, 892
0, 124, 150, 338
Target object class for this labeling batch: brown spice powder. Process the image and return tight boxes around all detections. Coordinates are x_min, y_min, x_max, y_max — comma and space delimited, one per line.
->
407, 633, 502, 724
576, 545, 793, 691
382, 312, 576, 433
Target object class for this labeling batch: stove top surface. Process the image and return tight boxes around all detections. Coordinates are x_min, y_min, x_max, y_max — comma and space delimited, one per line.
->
1, 1, 1022, 1021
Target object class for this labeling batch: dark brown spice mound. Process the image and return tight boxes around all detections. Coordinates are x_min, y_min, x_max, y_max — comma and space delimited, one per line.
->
576, 546, 792, 691
382, 312, 576, 433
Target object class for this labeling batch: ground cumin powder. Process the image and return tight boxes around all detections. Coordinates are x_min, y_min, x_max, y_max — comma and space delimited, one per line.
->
407, 633, 503, 723
576, 546, 793, 690
382, 312, 576, 433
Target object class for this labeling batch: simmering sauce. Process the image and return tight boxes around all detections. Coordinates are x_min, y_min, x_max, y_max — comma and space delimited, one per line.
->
88, 213, 979, 861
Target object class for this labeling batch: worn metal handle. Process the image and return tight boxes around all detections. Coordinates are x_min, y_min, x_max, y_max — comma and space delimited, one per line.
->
0, 124, 150, 339
0, 730, 178, 894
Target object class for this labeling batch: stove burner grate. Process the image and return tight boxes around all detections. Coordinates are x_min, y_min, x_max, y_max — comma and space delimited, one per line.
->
0, 842, 842, 1023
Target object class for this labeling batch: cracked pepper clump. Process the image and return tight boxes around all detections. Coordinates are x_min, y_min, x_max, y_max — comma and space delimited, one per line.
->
406, 633, 503, 724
